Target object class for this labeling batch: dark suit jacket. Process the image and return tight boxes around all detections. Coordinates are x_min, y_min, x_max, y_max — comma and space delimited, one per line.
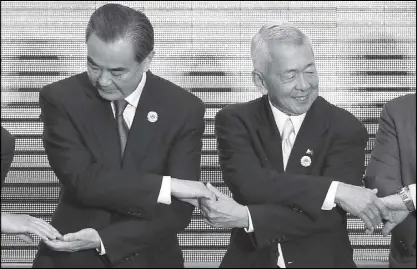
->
1, 126, 15, 184
365, 94, 416, 268
215, 95, 369, 268
32, 71, 205, 268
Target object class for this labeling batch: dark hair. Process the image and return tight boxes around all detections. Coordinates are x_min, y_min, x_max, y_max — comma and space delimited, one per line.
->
85, 3, 154, 63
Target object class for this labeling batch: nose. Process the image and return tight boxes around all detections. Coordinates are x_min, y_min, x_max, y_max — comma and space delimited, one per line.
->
295, 73, 309, 91
97, 70, 112, 87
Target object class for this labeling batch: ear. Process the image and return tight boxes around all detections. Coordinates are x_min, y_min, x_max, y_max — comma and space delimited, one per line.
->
252, 70, 268, 95
142, 50, 155, 72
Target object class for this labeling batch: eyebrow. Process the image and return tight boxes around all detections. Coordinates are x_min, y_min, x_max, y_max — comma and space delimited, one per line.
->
87, 57, 127, 72
284, 63, 315, 74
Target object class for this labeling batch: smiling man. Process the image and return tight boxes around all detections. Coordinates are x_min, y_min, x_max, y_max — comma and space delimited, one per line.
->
199, 23, 391, 268
32, 3, 211, 268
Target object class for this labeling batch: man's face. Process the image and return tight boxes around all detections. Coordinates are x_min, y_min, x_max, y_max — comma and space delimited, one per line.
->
86, 33, 146, 101
262, 41, 319, 115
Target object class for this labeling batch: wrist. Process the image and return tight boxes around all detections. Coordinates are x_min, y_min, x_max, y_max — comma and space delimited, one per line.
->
238, 205, 249, 229
334, 182, 346, 205
397, 187, 415, 212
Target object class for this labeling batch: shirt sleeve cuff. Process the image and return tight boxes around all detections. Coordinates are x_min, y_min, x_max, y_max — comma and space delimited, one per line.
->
408, 184, 416, 209
321, 181, 339, 210
157, 176, 172, 205
244, 206, 254, 233
96, 237, 106, 255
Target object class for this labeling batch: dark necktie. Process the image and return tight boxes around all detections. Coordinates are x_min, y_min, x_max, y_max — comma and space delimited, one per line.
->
114, 99, 129, 157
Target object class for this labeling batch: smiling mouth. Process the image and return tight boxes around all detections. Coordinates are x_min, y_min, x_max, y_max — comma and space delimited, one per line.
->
294, 96, 308, 101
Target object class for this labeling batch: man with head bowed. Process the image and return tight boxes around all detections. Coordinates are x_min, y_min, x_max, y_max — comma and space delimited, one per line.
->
199, 23, 392, 268
32, 3, 211, 268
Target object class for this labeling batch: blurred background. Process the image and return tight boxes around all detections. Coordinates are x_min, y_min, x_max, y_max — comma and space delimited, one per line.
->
1, 1, 416, 268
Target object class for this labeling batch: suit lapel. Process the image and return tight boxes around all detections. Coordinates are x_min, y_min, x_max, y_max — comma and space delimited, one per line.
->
256, 95, 284, 173
285, 97, 329, 174
80, 73, 122, 165
122, 72, 165, 166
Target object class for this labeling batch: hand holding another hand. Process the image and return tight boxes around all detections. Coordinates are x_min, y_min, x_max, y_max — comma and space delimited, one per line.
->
335, 183, 390, 234
379, 194, 409, 236
170, 178, 216, 207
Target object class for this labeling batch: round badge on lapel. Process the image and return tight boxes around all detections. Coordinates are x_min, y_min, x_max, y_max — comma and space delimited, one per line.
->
300, 156, 311, 167
147, 111, 158, 123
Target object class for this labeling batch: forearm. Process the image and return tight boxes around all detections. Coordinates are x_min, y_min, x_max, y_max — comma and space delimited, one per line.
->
98, 198, 193, 265
55, 163, 163, 218
247, 203, 344, 248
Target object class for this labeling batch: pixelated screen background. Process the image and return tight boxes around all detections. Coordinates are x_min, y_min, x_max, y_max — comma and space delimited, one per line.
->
1, 1, 416, 267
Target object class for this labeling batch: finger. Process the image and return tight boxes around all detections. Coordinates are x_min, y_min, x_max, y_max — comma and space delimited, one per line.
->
363, 208, 379, 229
382, 221, 397, 236
370, 188, 378, 194
32, 218, 62, 239
368, 205, 382, 227
26, 223, 58, 241
359, 214, 374, 233
206, 183, 228, 199
63, 232, 78, 242
374, 199, 391, 221
179, 198, 199, 207
16, 234, 34, 244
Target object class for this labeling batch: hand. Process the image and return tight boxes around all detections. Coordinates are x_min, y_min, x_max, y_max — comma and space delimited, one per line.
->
199, 183, 249, 229
335, 183, 389, 234
171, 178, 215, 200
44, 228, 101, 252
1, 213, 62, 243
379, 194, 410, 236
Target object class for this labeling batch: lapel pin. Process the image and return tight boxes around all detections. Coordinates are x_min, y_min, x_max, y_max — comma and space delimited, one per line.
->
300, 155, 312, 167
306, 149, 314, 155
147, 111, 158, 123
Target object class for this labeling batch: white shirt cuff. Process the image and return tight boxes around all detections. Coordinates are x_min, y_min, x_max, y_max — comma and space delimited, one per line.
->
321, 181, 340, 210
244, 206, 254, 233
409, 184, 416, 209
157, 176, 172, 205
96, 237, 106, 255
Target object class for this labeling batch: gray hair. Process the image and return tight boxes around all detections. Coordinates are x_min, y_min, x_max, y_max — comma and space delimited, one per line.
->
85, 3, 154, 63
250, 22, 313, 74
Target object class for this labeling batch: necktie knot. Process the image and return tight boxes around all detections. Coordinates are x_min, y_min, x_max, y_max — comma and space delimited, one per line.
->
114, 99, 128, 117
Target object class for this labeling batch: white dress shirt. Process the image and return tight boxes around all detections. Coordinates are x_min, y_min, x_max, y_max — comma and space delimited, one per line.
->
97, 72, 172, 255
244, 100, 339, 268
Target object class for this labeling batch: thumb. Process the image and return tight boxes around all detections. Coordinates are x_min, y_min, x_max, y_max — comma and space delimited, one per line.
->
17, 234, 33, 244
382, 221, 396, 237
206, 182, 227, 199
63, 232, 78, 241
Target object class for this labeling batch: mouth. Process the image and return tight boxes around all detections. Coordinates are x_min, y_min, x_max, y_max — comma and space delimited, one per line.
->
294, 95, 308, 102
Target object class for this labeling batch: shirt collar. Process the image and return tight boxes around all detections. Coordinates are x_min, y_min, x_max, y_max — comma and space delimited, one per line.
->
268, 99, 306, 136
124, 72, 147, 108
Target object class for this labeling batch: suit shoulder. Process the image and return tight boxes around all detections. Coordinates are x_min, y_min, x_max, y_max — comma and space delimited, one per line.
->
152, 74, 204, 111
321, 98, 368, 139
384, 94, 416, 115
217, 97, 262, 118
40, 73, 87, 99
1, 126, 15, 155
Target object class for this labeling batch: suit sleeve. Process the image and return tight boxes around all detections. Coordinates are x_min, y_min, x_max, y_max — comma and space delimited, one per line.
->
40, 88, 164, 219
1, 126, 16, 184
98, 101, 205, 265
215, 108, 333, 219
364, 101, 416, 251
245, 113, 368, 248
365, 103, 404, 194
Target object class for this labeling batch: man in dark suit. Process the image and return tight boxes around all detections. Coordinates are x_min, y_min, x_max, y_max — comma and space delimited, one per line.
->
32, 4, 211, 268
2, 126, 61, 243
365, 94, 416, 268
199, 23, 391, 268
